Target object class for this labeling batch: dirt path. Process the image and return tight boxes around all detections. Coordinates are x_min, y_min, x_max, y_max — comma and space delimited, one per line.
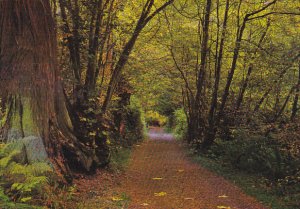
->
75, 128, 267, 209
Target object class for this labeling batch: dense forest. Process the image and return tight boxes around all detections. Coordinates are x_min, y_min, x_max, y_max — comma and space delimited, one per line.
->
0, 0, 299, 208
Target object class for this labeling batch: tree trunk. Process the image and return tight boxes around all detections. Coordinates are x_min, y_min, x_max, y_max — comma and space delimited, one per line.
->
236, 20, 270, 110
0, 0, 108, 178
204, 0, 229, 148
291, 62, 300, 121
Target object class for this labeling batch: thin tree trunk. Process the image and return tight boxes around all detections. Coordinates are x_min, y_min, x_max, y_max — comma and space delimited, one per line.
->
218, 1, 278, 120
235, 20, 270, 110
291, 62, 300, 121
272, 85, 295, 122
204, 0, 229, 147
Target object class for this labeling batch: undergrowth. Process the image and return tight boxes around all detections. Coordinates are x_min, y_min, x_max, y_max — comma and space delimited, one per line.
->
191, 130, 300, 209
109, 147, 132, 172
0, 142, 77, 208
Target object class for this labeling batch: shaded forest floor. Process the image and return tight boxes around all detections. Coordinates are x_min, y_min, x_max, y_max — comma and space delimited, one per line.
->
68, 127, 268, 209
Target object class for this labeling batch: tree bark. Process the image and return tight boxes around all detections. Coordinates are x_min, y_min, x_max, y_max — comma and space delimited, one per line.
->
0, 0, 108, 178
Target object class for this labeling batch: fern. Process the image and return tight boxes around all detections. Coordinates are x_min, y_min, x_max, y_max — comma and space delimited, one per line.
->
0, 142, 53, 205
7, 162, 52, 176
0, 187, 10, 202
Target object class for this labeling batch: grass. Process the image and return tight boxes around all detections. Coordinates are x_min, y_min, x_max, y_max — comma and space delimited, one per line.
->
191, 152, 293, 209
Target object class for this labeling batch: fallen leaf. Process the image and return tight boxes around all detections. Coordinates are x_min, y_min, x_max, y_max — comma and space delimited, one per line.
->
141, 203, 149, 206
178, 169, 184, 172
152, 177, 163, 180
217, 206, 231, 209
184, 197, 194, 200
218, 195, 228, 198
154, 192, 167, 197
111, 197, 124, 201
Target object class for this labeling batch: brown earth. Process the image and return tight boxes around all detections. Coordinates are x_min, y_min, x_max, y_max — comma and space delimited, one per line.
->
74, 128, 268, 209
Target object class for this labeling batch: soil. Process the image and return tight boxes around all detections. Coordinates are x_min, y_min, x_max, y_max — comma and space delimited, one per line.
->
73, 127, 267, 209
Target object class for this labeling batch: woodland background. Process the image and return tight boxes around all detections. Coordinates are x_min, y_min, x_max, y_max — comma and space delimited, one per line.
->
0, 0, 299, 208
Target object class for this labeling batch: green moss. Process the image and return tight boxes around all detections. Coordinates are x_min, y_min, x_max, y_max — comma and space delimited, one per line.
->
21, 98, 38, 137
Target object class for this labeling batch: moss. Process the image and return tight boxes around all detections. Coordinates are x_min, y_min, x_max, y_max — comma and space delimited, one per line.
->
21, 98, 38, 137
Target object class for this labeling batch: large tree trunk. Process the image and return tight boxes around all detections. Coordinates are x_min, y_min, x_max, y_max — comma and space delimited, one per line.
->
0, 0, 108, 178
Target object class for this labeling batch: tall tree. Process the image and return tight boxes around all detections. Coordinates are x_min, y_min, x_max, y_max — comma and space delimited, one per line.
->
0, 0, 107, 177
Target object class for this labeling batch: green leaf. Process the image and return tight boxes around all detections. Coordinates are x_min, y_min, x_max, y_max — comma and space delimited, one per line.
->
20, 197, 32, 203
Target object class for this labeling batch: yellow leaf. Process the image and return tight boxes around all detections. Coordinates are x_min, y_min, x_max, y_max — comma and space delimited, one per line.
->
218, 195, 228, 198
178, 169, 184, 172
154, 192, 167, 197
184, 197, 194, 200
141, 203, 149, 206
217, 206, 231, 209
112, 197, 124, 201
152, 177, 163, 180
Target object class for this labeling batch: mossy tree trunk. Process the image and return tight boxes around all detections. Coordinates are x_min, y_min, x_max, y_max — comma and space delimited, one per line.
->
0, 0, 108, 179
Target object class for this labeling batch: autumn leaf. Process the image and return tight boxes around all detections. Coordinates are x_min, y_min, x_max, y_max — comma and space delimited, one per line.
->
141, 203, 149, 206
184, 197, 194, 200
217, 206, 231, 209
218, 195, 228, 198
154, 192, 167, 197
177, 169, 184, 172
111, 197, 124, 201
152, 177, 163, 180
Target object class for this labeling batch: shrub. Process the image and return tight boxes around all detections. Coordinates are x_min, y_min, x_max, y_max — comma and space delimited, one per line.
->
203, 129, 300, 208
116, 96, 146, 147
208, 132, 299, 179
173, 108, 187, 140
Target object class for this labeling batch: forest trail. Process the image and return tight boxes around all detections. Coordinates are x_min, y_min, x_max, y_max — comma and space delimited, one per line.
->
74, 127, 267, 209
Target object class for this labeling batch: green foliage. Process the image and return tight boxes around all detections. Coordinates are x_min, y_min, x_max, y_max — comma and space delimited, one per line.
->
173, 108, 187, 140
122, 96, 146, 145
110, 148, 132, 172
0, 143, 52, 206
110, 95, 146, 147
145, 110, 168, 127
209, 131, 299, 178
197, 129, 300, 208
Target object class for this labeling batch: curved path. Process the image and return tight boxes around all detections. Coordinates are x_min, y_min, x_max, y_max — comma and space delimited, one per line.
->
115, 127, 266, 209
